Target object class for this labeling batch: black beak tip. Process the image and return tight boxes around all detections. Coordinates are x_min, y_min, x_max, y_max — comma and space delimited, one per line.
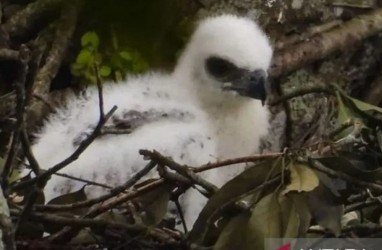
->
224, 69, 269, 103
247, 70, 268, 103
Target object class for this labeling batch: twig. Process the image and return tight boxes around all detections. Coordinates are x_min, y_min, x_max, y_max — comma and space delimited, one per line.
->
139, 150, 218, 195
53, 172, 113, 189
175, 199, 188, 233
158, 166, 193, 185
31, 93, 55, 111
342, 224, 382, 234
35, 161, 157, 212
32, 0, 81, 96
22, 211, 178, 243
1, 45, 30, 189
275, 20, 342, 50
345, 199, 380, 213
26, 0, 83, 130
47, 179, 165, 242
20, 129, 41, 176
14, 187, 40, 237
195, 152, 284, 173
39, 151, 283, 241
36, 152, 283, 212
11, 106, 117, 191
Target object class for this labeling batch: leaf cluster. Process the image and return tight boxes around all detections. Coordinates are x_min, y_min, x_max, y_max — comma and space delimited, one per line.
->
71, 31, 148, 85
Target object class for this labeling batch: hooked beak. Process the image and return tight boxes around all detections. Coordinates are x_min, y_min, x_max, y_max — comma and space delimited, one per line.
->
222, 69, 269, 105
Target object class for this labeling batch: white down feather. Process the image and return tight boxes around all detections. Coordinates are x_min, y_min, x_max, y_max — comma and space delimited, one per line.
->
28, 14, 273, 227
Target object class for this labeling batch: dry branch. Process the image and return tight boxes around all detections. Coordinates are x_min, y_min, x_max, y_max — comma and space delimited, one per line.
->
23, 211, 178, 243
1, 45, 30, 189
35, 161, 157, 212
140, 150, 218, 195
0, 49, 18, 61
270, 7, 382, 78
33, 1, 80, 96
2, 0, 64, 38
0, 0, 83, 128
26, 0, 83, 129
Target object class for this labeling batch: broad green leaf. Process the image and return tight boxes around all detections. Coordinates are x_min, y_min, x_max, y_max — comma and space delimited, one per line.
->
245, 192, 300, 250
46, 186, 87, 215
213, 212, 250, 250
282, 162, 319, 195
76, 49, 93, 65
336, 88, 382, 125
81, 31, 100, 49
71, 228, 100, 244
119, 51, 133, 61
317, 157, 382, 181
99, 65, 111, 77
188, 157, 285, 245
71, 63, 85, 71
47, 186, 87, 205
292, 194, 312, 236
307, 182, 343, 236
43, 187, 88, 233
136, 182, 171, 226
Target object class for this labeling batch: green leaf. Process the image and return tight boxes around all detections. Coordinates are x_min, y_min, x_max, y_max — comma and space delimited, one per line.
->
71, 228, 100, 244
81, 31, 100, 49
135, 182, 171, 226
213, 212, 250, 250
132, 59, 149, 73
317, 157, 382, 181
46, 186, 87, 215
336, 89, 382, 125
99, 65, 111, 77
282, 162, 319, 195
307, 181, 343, 236
188, 157, 285, 245
245, 192, 300, 249
119, 51, 133, 61
43, 187, 88, 234
76, 49, 93, 65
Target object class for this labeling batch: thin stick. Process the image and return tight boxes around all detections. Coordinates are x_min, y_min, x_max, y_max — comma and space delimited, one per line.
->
11, 106, 117, 191
1, 45, 30, 189
35, 161, 157, 212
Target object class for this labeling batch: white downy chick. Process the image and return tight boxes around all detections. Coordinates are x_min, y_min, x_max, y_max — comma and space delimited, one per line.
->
29, 14, 273, 227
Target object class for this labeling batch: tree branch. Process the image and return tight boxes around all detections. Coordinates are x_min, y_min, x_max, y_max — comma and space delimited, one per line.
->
1, 45, 30, 189
270, 7, 382, 78
2, 0, 64, 38
0, 48, 18, 61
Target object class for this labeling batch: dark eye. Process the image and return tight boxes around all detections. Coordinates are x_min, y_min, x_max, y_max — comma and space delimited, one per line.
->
205, 56, 238, 80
